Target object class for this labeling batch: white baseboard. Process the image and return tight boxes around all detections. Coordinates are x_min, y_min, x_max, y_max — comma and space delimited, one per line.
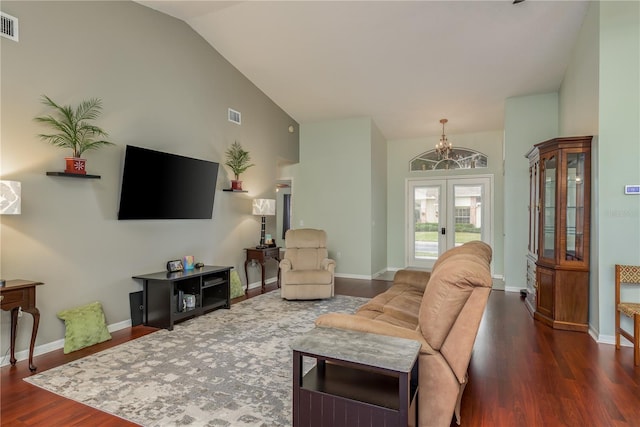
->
0, 318, 133, 367
247, 276, 278, 290
595, 332, 633, 347
334, 272, 374, 280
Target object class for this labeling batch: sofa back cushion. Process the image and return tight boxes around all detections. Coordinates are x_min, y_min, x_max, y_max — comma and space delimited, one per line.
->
431, 240, 492, 271
419, 243, 492, 350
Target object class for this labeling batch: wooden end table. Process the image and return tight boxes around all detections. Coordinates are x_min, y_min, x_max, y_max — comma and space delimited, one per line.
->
244, 246, 281, 293
0, 280, 44, 371
291, 326, 420, 427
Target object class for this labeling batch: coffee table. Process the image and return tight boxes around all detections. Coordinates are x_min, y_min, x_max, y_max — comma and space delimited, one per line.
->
291, 326, 420, 427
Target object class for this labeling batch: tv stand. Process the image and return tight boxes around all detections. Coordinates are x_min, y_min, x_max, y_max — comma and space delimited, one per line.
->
133, 265, 232, 330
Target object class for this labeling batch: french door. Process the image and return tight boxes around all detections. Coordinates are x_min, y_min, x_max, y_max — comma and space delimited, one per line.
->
407, 176, 493, 269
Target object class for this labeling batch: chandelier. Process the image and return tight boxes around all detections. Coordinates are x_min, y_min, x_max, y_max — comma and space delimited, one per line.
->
435, 118, 453, 159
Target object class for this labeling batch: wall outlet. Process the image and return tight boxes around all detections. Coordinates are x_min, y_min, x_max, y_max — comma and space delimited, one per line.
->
337, 252, 341, 258
299, 219, 304, 226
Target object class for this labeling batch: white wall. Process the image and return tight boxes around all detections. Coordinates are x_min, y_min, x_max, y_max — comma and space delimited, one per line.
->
0, 1, 297, 357
503, 93, 559, 291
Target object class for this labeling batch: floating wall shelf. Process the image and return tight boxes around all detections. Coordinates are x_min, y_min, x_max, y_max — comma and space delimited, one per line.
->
222, 189, 248, 193
46, 172, 101, 179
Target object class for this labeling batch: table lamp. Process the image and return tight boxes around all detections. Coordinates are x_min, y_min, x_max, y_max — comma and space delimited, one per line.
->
252, 199, 276, 248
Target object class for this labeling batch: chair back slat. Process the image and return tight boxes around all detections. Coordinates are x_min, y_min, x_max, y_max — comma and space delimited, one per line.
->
617, 265, 640, 284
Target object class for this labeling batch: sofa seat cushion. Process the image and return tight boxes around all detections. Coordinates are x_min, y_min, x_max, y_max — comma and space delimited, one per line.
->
284, 269, 333, 285
356, 283, 424, 329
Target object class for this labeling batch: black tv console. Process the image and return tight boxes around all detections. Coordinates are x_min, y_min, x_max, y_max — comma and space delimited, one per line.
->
133, 265, 232, 330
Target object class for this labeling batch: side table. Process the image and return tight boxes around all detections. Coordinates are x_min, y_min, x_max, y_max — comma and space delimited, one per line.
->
244, 246, 281, 293
291, 326, 420, 427
0, 280, 44, 371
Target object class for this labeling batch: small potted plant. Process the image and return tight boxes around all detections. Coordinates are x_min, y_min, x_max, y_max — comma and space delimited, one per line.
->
35, 95, 114, 175
224, 141, 254, 190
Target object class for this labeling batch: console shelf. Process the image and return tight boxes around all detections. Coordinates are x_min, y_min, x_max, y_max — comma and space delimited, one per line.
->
133, 265, 231, 330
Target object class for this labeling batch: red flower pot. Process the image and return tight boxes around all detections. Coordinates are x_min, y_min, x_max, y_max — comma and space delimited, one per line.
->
65, 157, 87, 175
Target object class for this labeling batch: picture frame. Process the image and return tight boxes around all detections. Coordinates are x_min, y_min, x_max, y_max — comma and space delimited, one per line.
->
166, 259, 183, 273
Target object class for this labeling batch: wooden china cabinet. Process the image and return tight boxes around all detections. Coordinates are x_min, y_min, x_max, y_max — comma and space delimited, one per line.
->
526, 136, 592, 332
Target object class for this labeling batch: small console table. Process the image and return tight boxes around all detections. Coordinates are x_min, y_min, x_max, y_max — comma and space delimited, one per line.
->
0, 280, 44, 371
291, 326, 420, 427
244, 247, 281, 293
133, 265, 231, 330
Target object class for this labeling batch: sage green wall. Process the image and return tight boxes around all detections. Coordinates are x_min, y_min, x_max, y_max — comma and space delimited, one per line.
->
371, 122, 387, 276
595, 1, 640, 341
503, 93, 559, 291
559, 1, 639, 341
558, 1, 601, 333
559, 2, 599, 138
294, 118, 374, 277
0, 1, 298, 359
386, 131, 505, 276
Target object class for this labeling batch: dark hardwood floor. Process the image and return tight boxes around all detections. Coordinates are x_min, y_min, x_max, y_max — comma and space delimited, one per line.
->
1, 277, 638, 426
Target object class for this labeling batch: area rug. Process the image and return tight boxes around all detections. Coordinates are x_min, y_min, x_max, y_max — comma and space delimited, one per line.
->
25, 291, 368, 426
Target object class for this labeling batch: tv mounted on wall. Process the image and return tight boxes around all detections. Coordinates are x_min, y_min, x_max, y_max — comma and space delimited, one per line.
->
117, 145, 219, 220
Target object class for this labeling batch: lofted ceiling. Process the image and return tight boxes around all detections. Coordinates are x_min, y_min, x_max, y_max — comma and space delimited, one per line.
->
136, 0, 590, 140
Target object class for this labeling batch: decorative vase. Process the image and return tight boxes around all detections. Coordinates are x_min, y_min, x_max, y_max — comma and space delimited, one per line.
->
231, 180, 243, 191
65, 157, 87, 175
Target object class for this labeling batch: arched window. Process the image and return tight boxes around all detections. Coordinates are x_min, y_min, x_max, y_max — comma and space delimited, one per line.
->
410, 148, 488, 171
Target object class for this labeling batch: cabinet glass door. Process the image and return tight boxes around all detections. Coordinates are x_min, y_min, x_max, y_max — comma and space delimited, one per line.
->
565, 152, 586, 261
540, 155, 556, 260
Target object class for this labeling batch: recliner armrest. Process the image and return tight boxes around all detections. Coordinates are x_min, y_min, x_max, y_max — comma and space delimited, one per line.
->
279, 259, 292, 272
321, 258, 336, 272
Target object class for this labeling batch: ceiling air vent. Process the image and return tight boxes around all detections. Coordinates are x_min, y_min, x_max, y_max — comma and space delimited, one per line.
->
1, 12, 18, 42
228, 108, 241, 125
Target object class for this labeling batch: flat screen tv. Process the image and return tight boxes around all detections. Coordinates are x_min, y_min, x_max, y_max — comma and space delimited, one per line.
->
117, 145, 219, 220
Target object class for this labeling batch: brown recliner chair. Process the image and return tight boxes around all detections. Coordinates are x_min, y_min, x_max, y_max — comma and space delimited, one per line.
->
279, 229, 335, 300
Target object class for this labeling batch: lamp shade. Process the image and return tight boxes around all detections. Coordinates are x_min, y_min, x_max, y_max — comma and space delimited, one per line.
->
252, 199, 276, 216
0, 181, 21, 215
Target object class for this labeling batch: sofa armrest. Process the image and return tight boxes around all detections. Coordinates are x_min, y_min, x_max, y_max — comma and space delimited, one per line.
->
321, 258, 336, 272
315, 313, 435, 355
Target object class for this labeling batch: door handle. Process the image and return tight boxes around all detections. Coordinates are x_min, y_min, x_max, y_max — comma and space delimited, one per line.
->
441, 227, 446, 235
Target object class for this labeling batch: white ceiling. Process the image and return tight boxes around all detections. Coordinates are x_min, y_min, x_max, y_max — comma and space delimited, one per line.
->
136, 0, 590, 140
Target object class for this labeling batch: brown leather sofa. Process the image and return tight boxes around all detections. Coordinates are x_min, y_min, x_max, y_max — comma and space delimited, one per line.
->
315, 240, 493, 427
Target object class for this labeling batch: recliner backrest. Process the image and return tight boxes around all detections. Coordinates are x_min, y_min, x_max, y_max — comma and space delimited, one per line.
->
284, 229, 328, 270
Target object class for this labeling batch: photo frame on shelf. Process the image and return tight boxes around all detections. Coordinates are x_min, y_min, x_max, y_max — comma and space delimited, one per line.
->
166, 259, 183, 273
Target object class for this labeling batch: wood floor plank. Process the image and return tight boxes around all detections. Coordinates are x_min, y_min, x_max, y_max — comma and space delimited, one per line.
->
1, 279, 639, 426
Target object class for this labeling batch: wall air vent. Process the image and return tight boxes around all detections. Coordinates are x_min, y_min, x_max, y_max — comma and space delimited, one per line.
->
228, 108, 241, 125
0, 12, 18, 42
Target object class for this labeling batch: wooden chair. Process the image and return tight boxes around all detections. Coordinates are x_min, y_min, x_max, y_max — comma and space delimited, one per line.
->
615, 264, 640, 366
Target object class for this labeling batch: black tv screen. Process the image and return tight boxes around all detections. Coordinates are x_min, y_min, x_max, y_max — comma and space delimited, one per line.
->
117, 145, 219, 220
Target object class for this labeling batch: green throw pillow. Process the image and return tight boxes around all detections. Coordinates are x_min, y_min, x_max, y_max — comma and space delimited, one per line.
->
57, 301, 112, 354
230, 269, 245, 299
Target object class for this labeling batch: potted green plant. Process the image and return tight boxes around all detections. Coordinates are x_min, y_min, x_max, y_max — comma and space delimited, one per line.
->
224, 141, 254, 190
34, 95, 114, 175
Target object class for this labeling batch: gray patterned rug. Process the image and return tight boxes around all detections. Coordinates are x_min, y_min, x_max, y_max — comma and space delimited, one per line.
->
25, 291, 368, 426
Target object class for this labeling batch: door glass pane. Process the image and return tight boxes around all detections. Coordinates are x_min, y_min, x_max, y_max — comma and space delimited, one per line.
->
452, 185, 483, 246
566, 152, 585, 261
413, 186, 440, 259
542, 156, 556, 260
